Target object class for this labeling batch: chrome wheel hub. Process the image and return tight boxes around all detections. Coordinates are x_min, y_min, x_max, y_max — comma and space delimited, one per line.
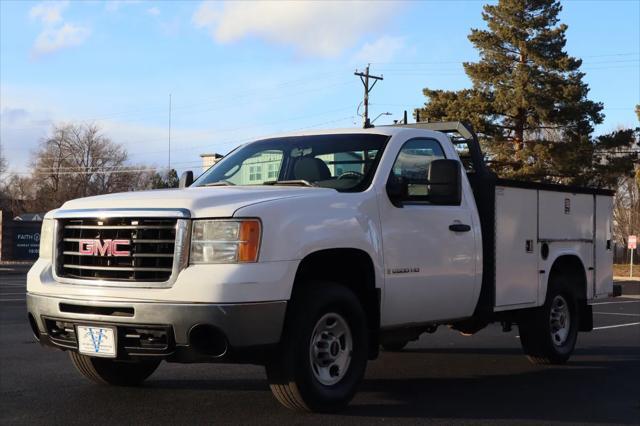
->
309, 313, 353, 386
550, 295, 571, 346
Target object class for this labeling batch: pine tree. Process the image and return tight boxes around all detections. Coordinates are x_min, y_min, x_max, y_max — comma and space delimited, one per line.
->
416, 0, 637, 186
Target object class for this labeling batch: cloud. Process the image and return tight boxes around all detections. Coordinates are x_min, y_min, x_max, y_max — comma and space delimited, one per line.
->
147, 7, 160, 17
0, 106, 53, 171
353, 36, 406, 64
29, 1, 68, 25
192, 1, 396, 57
29, 1, 90, 56
0, 108, 30, 125
33, 24, 91, 56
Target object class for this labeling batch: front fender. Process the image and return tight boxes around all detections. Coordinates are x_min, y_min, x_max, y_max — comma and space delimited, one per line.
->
234, 190, 385, 291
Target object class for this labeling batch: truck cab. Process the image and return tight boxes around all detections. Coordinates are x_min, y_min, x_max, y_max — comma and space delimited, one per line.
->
26, 122, 614, 412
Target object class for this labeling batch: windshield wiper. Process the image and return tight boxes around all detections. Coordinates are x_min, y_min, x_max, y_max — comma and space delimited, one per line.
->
202, 180, 235, 186
263, 180, 316, 187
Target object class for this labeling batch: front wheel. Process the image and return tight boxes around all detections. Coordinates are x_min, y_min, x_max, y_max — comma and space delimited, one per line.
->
518, 276, 579, 365
266, 282, 368, 412
69, 352, 160, 386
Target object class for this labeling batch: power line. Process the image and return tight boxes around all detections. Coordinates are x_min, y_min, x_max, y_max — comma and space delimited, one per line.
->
2, 75, 356, 132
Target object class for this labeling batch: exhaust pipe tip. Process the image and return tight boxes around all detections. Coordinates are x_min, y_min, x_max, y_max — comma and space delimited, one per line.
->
28, 313, 40, 342
188, 324, 228, 358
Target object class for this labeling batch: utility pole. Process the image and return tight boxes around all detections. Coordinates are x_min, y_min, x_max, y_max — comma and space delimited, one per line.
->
354, 64, 383, 128
168, 93, 172, 170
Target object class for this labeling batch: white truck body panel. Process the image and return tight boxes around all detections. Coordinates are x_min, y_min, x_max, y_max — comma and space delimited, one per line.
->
494, 186, 539, 308
538, 191, 594, 240
594, 195, 614, 298
493, 186, 612, 311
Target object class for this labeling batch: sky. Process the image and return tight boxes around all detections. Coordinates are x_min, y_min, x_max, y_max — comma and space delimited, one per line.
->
1, 0, 639, 176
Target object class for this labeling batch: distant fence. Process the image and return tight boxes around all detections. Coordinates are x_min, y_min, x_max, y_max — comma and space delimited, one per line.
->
1, 220, 42, 261
613, 243, 639, 265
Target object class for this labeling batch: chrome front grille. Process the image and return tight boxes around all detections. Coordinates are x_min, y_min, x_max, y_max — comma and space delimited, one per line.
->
56, 217, 179, 282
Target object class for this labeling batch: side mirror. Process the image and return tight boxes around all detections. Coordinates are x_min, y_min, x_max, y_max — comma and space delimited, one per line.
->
386, 174, 407, 208
179, 170, 194, 188
428, 159, 461, 205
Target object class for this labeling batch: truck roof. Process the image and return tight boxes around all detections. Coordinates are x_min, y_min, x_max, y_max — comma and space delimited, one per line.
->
261, 126, 434, 139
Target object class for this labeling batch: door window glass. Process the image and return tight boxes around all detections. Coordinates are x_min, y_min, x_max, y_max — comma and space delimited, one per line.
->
391, 138, 445, 198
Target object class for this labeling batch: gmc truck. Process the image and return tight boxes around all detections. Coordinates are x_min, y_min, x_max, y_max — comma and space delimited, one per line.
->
27, 122, 614, 412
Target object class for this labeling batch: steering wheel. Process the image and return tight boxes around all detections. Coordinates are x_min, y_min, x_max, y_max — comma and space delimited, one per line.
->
337, 171, 364, 180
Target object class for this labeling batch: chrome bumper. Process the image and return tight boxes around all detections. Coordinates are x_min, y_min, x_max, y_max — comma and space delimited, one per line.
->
27, 293, 286, 348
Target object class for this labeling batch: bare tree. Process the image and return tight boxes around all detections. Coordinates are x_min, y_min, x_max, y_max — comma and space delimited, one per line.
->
613, 170, 640, 244
11, 123, 156, 212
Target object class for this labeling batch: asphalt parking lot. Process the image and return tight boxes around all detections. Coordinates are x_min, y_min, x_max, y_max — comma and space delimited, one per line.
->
1, 272, 639, 425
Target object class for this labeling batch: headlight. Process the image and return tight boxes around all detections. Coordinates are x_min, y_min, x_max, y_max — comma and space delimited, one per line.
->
39, 218, 54, 260
190, 219, 261, 264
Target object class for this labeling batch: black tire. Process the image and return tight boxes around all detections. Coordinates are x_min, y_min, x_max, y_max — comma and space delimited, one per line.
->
69, 352, 160, 386
265, 282, 368, 412
518, 274, 580, 365
381, 341, 409, 352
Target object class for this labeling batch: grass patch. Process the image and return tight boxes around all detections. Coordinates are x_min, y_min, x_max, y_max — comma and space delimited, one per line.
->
614, 264, 640, 278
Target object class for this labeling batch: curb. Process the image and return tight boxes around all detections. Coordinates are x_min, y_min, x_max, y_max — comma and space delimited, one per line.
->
613, 280, 640, 296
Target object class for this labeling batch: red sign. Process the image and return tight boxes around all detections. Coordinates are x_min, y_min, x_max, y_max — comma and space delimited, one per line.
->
629, 235, 637, 250
79, 239, 131, 257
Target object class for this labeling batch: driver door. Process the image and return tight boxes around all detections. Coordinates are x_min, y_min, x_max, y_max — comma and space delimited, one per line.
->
379, 137, 478, 326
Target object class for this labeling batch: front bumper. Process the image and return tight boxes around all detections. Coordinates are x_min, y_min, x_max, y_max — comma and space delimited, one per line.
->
27, 293, 286, 362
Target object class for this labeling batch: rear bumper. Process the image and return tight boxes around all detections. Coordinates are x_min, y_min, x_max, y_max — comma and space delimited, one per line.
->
27, 293, 286, 362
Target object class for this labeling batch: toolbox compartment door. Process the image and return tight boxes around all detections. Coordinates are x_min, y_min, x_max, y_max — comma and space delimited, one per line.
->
594, 195, 613, 297
494, 186, 538, 308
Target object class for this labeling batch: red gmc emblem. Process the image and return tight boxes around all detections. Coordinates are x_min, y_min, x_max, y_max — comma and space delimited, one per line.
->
79, 239, 131, 257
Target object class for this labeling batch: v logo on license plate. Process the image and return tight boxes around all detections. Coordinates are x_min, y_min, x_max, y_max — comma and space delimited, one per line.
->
86, 328, 106, 352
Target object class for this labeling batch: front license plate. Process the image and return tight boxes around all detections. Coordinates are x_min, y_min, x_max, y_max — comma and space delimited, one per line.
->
77, 326, 116, 358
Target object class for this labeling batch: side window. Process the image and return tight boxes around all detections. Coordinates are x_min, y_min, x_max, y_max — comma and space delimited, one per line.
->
390, 138, 446, 200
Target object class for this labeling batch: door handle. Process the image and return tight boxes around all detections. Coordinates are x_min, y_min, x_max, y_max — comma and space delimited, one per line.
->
449, 224, 471, 232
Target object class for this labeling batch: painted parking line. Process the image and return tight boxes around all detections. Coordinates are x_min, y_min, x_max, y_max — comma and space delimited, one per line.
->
0, 298, 26, 302
593, 322, 640, 330
592, 300, 640, 305
593, 312, 640, 317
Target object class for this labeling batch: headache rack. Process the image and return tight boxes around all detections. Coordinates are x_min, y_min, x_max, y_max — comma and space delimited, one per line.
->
382, 121, 492, 177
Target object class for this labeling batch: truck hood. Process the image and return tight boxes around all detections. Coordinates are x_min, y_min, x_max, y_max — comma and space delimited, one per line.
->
60, 186, 334, 218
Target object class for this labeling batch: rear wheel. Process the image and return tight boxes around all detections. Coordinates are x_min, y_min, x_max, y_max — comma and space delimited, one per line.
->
69, 352, 160, 386
266, 282, 368, 412
518, 275, 579, 365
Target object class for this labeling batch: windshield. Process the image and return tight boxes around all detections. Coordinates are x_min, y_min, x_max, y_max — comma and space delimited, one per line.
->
193, 134, 389, 192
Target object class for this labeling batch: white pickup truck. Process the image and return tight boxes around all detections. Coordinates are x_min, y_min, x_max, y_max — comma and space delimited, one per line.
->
27, 122, 614, 412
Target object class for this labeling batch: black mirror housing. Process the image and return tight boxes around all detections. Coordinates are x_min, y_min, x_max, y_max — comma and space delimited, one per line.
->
427, 159, 461, 205
386, 174, 407, 208
179, 171, 194, 188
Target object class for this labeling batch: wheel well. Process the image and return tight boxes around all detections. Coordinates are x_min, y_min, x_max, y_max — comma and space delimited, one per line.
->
292, 248, 380, 358
549, 255, 587, 300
